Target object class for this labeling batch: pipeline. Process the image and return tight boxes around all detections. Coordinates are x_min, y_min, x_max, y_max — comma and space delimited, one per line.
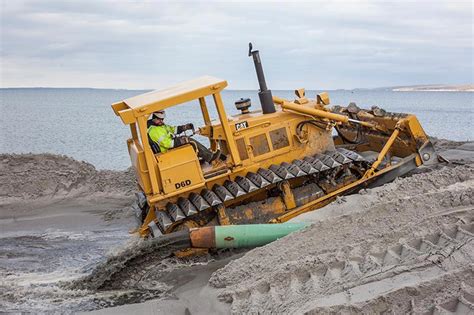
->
189, 223, 309, 248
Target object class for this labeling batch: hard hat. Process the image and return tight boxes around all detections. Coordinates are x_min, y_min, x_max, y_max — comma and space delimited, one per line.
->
152, 110, 166, 119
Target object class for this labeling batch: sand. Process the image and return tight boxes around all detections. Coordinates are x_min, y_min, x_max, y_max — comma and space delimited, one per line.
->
1, 139, 473, 314
209, 164, 473, 313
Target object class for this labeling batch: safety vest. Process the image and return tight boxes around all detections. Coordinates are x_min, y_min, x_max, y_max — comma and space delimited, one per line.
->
147, 124, 176, 153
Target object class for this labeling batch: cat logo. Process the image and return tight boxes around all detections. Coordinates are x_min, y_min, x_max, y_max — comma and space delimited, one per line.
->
235, 121, 249, 131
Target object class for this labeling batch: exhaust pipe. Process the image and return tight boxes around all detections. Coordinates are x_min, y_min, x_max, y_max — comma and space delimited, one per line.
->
248, 43, 276, 114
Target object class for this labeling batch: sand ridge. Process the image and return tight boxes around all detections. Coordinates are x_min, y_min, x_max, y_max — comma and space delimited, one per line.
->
0, 153, 136, 203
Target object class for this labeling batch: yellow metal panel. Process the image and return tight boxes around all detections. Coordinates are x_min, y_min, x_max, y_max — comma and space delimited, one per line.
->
137, 115, 160, 194
123, 76, 227, 114
405, 115, 429, 143
199, 97, 211, 126
213, 92, 241, 166
156, 145, 205, 194
118, 108, 135, 125
128, 139, 152, 194
111, 101, 128, 115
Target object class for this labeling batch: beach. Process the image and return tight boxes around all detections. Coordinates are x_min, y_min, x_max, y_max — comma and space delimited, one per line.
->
1, 139, 473, 313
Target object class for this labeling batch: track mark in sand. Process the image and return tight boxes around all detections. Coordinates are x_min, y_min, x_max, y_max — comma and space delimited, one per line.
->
427, 285, 474, 315
304, 269, 474, 314
221, 222, 474, 314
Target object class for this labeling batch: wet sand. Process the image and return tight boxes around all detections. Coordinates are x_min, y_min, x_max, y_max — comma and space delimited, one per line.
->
1, 139, 473, 314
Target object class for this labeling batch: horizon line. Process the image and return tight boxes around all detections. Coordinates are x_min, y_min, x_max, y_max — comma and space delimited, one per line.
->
2, 83, 471, 91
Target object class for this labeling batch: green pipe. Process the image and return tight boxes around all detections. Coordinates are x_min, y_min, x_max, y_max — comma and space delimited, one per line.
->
190, 223, 309, 249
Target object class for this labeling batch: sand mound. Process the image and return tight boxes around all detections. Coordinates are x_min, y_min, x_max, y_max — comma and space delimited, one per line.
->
209, 164, 474, 314
0, 153, 136, 203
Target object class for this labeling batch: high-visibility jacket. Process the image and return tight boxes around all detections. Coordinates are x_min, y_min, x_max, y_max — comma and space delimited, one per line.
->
148, 124, 176, 153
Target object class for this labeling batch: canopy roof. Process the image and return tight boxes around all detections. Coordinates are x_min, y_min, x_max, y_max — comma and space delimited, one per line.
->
112, 75, 228, 124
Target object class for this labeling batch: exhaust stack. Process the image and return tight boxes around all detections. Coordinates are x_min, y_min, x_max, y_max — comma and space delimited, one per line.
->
248, 43, 276, 114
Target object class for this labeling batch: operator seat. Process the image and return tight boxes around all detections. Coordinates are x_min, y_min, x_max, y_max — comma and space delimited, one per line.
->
148, 135, 161, 154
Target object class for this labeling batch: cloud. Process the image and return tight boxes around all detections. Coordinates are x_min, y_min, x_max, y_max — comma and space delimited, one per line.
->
1, 0, 472, 89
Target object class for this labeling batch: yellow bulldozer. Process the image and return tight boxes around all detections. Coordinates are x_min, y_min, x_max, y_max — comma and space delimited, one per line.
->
112, 43, 438, 239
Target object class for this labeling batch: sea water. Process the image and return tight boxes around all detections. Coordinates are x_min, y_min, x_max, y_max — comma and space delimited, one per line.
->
1, 88, 472, 170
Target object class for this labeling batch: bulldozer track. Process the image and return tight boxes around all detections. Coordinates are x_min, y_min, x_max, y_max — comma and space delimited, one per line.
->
299, 269, 474, 314
425, 285, 474, 315
220, 222, 474, 313
148, 148, 368, 233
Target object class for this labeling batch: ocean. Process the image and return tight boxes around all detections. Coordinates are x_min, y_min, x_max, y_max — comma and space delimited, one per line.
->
1, 88, 472, 170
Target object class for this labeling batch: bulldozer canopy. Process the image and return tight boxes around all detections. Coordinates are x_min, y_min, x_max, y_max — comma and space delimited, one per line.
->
112, 76, 227, 124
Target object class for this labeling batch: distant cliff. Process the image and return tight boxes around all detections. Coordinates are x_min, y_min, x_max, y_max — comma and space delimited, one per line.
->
392, 84, 473, 92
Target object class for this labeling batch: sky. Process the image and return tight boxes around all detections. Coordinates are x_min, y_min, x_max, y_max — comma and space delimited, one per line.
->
1, 0, 473, 90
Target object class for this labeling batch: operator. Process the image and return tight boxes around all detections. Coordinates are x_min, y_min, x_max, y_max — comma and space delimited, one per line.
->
147, 110, 222, 163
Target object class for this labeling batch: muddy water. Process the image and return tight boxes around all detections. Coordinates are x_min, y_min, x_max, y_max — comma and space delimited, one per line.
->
0, 197, 233, 314
0, 210, 133, 313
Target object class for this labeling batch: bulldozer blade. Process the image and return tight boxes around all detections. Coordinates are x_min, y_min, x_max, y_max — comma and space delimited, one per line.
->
213, 184, 234, 202
246, 172, 271, 188
292, 159, 319, 175
235, 176, 259, 193
258, 168, 282, 184
270, 164, 295, 180
177, 197, 198, 216
224, 180, 247, 197
201, 189, 222, 206
166, 202, 186, 221
189, 192, 211, 211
